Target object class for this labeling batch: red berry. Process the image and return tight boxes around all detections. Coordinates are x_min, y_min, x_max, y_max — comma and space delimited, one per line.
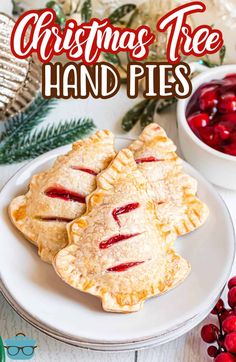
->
228, 277, 236, 290
219, 92, 236, 113
214, 124, 230, 140
208, 345, 218, 357
224, 332, 236, 354
200, 87, 219, 111
215, 352, 235, 362
201, 324, 219, 343
198, 126, 221, 150
221, 310, 234, 321
229, 288, 236, 308
188, 113, 210, 129
212, 299, 225, 314
223, 316, 236, 333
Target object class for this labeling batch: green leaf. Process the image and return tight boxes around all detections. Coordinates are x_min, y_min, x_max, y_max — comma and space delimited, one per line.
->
121, 99, 149, 132
81, 0, 92, 22
0, 95, 56, 149
46, 1, 66, 25
12, 0, 24, 15
103, 53, 120, 65
140, 99, 157, 129
0, 118, 95, 164
156, 97, 177, 113
108, 4, 136, 24
219, 45, 226, 65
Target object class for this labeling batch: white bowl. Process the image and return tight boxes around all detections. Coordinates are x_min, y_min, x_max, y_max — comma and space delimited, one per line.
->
177, 64, 236, 190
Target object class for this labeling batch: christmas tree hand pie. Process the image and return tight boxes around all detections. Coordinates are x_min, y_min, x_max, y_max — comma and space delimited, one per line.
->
54, 149, 190, 313
9, 130, 115, 263
128, 123, 209, 236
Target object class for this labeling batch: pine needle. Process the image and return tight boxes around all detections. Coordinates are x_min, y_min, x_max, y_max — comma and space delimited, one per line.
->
0, 95, 56, 148
0, 118, 95, 164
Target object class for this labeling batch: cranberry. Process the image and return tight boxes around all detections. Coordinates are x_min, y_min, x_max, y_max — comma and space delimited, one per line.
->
215, 352, 236, 362
207, 345, 218, 357
228, 277, 236, 289
221, 310, 234, 321
219, 93, 236, 113
201, 324, 219, 343
224, 332, 236, 354
199, 126, 221, 150
228, 287, 236, 308
224, 144, 236, 156
188, 112, 210, 129
199, 87, 219, 111
223, 316, 236, 333
186, 73, 236, 157
214, 124, 230, 140
212, 299, 225, 315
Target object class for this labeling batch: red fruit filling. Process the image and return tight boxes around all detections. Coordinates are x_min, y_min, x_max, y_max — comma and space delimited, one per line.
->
135, 156, 161, 163
186, 74, 236, 156
99, 233, 141, 249
219, 93, 236, 114
199, 87, 219, 111
71, 166, 98, 176
112, 203, 140, 226
45, 187, 86, 203
106, 261, 144, 272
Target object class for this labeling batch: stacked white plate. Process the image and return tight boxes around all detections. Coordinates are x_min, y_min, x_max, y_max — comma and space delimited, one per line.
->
0, 138, 235, 351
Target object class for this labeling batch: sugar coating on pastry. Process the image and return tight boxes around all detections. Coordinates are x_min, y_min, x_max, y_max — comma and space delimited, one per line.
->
54, 149, 190, 313
128, 123, 209, 236
9, 130, 116, 263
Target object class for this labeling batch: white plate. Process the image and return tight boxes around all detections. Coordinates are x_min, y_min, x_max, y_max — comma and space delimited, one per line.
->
0, 137, 235, 348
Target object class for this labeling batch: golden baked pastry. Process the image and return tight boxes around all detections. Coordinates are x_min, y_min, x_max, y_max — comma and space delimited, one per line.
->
9, 130, 116, 263
128, 123, 209, 236
54, 149, 190, 313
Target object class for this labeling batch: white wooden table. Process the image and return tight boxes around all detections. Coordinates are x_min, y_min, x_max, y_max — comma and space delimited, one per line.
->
0, 92, 235, 361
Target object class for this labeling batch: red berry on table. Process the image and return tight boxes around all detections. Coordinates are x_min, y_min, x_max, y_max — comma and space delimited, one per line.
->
201, 324, 219, 343
228, 287, 236, 308
228, 277, 236, 290
188, 113, 210, 129
207, 345, 218, 357
219, 92, 236, 113
199, 87, 219, 111
224, 332, 236, 354
221, 310, 234, 321
211, 299, 225, 315
223, 316, 236, 333
214, 352, 236, 362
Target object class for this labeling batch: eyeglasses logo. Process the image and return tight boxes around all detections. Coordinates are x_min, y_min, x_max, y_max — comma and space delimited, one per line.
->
1, 333, 37, 360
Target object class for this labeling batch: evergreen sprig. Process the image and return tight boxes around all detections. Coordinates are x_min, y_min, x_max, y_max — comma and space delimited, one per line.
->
81, 0, 92, 22
0, 96, 56, 148
0, 118, 95, 164
108, 4, 136, 24
0, 94, 96, 164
